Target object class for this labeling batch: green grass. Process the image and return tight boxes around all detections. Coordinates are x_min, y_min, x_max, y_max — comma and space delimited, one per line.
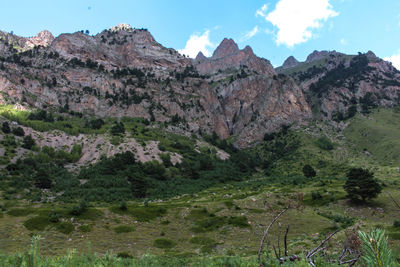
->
7, 208, 35, 217
189, 236, 216, 246
75, 208, 104, 220
110, 205, 167, 221
344, 108, 400, 165
114, 225, 135, 233
153, 238, 176, 249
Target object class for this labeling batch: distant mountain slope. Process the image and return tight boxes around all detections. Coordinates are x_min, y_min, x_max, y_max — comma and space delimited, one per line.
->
0, 24, 399, 147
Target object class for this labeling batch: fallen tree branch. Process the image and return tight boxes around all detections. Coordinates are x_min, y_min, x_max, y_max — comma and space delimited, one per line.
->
388, 192, 400, 211
257, 207, 289, 266
284, 225, 290, 257
306, 229, 340, 266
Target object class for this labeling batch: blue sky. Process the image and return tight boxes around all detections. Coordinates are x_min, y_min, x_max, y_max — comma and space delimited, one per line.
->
1, 0, 400, 68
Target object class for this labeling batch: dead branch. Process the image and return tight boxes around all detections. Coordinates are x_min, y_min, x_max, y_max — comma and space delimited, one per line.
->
284, 225, 289, 257
306, 229, 340, 266
388, 192, 400, 211
257, 207, 289, 266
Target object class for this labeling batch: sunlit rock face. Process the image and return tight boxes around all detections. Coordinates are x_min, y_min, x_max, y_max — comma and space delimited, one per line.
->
1, 27, 400, 147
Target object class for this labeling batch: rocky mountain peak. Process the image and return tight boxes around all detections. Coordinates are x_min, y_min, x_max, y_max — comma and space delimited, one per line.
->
26, 30, 54, 48
110, 23, 133, 32
195, 51, 207, 62
281, 56, 299, 69
212, 38, 239, 59
242, 45, 254, 56
305, 50, 341, 63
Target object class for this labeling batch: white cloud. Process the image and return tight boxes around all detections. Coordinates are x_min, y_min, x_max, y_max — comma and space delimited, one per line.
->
262, 0, 338, 47
240, 26, 259, 42
385, 53, 400, 70
340, 38, 347, 45
178, 30, 214, 58
256, 4, 268, 18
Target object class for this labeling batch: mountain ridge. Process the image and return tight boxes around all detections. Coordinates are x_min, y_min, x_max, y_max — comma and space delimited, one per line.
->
0, 25, 399, 147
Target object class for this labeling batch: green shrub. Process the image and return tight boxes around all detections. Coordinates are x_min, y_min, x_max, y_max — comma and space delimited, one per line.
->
228, 216, 250, 228
130, 206, 167, 221
2, 121, 10, 133
302, 164, 316, 178
75, 208, 104, 220
315, 136, 333, 150
78, 224, 93, 233
7, 208, 34, 217
23, 216, 51, 231
312, 191, 322, 200
114, 225, 135, 233
56, 222, 74, 234
21, 135, 35, 149
116, 252, 133, 258
70, 200, 87, 216
48, 210, 60, 223
223, 200, 234, 209
119, 201, 127, 211
393, 220, 400, 228
12, 126, 25, 136
153, 238, 176, 249
191, 216, 227, 233
186, 208, 210, 220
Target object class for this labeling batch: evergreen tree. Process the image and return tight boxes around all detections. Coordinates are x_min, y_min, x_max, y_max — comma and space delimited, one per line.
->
344, 168, 382, 202
2, 121, 10, 133
302, 164, 316, 178
22, 135, 35, 150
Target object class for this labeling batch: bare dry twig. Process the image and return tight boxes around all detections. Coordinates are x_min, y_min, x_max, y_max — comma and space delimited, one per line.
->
257, 207, 289, 266
306, 229, 340, 266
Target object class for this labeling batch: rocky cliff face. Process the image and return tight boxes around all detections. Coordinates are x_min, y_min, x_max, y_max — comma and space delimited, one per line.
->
0, 30, 54, 53
0, 25, 399, 147
278, 50, 400, 121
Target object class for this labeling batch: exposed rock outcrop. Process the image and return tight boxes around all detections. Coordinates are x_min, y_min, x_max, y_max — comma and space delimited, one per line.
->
1, 26, 399, 147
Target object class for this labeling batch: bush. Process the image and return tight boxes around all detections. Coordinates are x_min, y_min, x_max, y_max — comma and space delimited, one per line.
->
302, 164, 316, 178
48, 210, 60, 223
153, 238, 176, 249
56, 222, 74, 234
70, 200, 87, 216
78, 224, 93, 233
12, 126, 25, 136
228, 216, 250, 228
114, 225, 135, 233
119, 201, 127, 211
110, 122, 125, 135
116, 252, 133, 259
315, 136, 333, 150
23, 216, 51, 231
393, 220, 400, 228
2, 121, 10, 133
311, 191, 322, 200
21, 135, 35, 149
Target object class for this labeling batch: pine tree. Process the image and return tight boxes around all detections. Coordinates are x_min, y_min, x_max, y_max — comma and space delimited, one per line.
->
344, 168, 382, 202
302, 164, 316, 178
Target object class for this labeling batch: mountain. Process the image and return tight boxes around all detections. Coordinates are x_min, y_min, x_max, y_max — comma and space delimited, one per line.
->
277, 50, 400, 121
0, 24, 399, 147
